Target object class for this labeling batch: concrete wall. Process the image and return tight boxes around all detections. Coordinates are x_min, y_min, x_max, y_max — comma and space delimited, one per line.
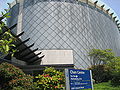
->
39, 50, 74, 65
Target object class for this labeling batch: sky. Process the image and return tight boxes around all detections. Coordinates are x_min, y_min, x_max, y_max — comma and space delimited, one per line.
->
0, 0, 120, 22
100, 0, 120, 22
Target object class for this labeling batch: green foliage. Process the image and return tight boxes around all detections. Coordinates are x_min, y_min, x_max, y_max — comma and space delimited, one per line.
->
1, 9, 11, 18
107, 57, 120, 86
88, 65, 112, 83
35, 67, 65, 90
107, 57, 120, 72
88, 49, 115, 65
93, 82, 120, 90
110, 72, 120, 86
0, 10, 16, 58
12, 87, 25, 90
82, 82, 120, 90
88, 49, 120, 86
0, 62, 33, 90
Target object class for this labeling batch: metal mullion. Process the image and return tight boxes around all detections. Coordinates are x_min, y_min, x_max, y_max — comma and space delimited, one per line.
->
74, 58, 86, 69
59, 29, 91, 67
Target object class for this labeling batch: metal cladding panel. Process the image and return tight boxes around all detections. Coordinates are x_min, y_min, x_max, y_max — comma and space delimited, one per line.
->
8, 1, 120, 69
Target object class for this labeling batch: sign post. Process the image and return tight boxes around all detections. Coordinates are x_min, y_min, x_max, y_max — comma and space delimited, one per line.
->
90, 70, 94, 90
65, 69, 93, 90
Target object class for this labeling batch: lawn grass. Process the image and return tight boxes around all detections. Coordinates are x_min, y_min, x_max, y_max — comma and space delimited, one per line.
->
84, 82, 120, 90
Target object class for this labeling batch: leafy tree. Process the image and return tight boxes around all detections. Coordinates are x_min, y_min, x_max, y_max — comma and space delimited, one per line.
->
35, 67, 65, 90
107, 57, 120, 72
88, 49, 120, 85
88, 49, 115, 65
0, 10, 16, 58
107, 57, 120, 86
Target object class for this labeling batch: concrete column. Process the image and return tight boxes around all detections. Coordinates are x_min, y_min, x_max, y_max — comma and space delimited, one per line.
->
17, 0, 24, 38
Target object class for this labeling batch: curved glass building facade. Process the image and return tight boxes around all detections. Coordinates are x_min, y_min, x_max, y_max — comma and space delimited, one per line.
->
8, 0, 120, 69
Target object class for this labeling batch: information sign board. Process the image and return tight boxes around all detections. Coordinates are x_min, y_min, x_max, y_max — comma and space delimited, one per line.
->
65, 69, 93, 90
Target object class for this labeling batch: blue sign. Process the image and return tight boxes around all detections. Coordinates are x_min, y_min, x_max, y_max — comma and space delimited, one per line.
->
65, 69, 93, 90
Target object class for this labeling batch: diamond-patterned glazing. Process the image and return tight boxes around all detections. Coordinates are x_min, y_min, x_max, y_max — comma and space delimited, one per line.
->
8, 1, 120, 69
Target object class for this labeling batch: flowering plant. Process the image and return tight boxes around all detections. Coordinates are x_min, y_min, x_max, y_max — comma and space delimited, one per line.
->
0, 62, 33, 89
35, 67, 65, 90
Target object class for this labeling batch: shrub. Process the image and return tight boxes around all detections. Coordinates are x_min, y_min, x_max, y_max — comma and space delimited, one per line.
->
110, 72, 120, 86
0, 62, 33, 90
35, 67, 65, 90
106, 57, 120, 86
88, 65, 112, 83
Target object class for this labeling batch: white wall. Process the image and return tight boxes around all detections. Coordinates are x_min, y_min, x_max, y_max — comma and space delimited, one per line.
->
36, 50, 74, 65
